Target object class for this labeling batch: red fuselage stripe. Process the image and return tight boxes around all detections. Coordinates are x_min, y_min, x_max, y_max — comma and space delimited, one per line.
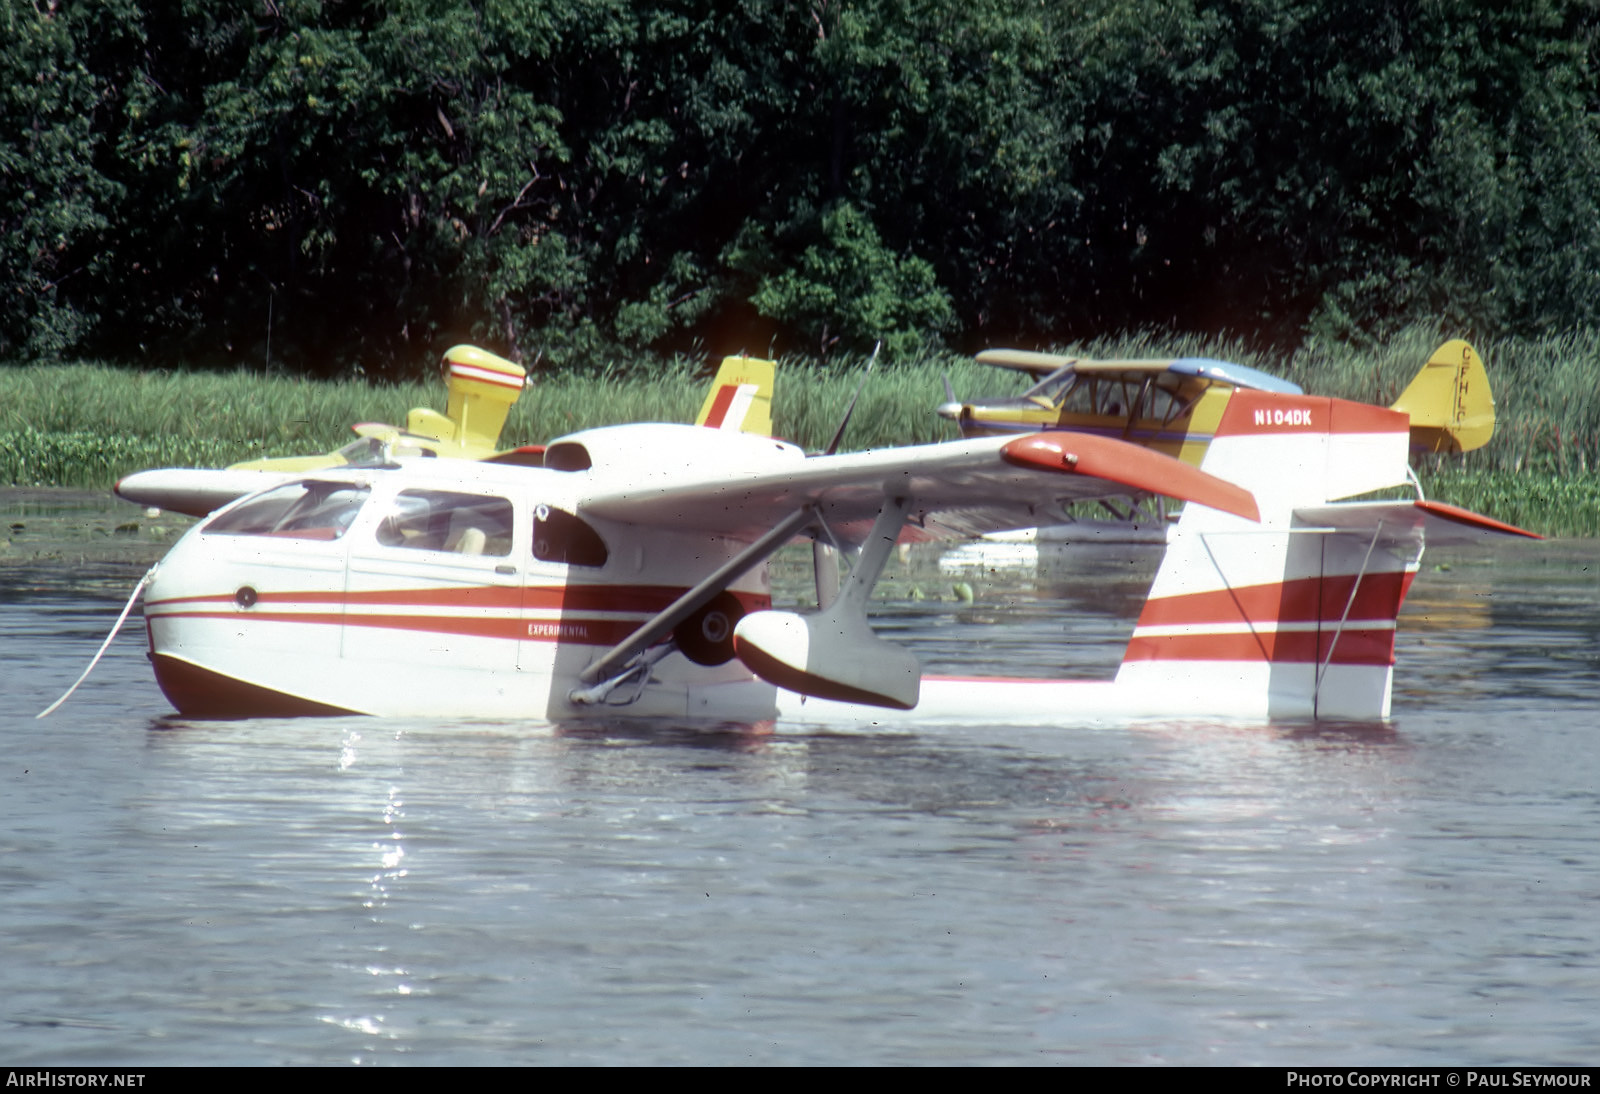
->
1135, 571, 1414, 629
1212, 391, 1409, 437
145, 586, 770, 647
1123, 627, 1398, 665
146, 584, 765, 615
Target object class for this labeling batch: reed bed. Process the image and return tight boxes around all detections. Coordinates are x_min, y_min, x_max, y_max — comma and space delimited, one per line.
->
3, 324, 1595, 535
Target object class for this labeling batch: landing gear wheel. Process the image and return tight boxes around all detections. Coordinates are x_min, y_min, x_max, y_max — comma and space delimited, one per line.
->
674, 591, 745, 665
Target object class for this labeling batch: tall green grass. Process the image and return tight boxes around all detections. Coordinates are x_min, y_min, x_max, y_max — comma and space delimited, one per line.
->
3, 324, 1596, 535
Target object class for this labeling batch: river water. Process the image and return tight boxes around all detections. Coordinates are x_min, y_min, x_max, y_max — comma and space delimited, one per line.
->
2, 494, 1597, 1065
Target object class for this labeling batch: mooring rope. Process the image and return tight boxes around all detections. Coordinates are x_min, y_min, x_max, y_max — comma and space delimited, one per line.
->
36, 565, 156, 719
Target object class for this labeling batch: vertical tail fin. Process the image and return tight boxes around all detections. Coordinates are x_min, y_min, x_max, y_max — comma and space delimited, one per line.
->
696, 356, 776, 436
407, 345, 527, 455
1391, 339, 1495, 453
1115, 390, 1419, 719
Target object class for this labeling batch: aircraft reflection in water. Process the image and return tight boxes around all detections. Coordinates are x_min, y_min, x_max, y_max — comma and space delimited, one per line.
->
115, 340, 1536, 726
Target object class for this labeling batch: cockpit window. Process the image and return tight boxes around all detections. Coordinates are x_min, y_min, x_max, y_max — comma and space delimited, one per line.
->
1021, 366, 1081, 407
335, 437, 388, 467
1021, 369, 1198, 424
204, 481, 371, 541
335, 435, 440, 466
374, 490, 514, 556
533, 505, 608, 567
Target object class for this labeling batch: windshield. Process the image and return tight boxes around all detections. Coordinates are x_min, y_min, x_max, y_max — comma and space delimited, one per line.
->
204, 481, 371, 541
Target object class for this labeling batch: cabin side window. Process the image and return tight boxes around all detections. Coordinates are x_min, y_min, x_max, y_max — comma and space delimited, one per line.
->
533, 505, 608, 567
204, 481, 372, 541
374, 490, 514, 557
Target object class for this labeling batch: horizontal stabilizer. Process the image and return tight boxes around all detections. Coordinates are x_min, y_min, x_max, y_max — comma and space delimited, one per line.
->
1293, 499, 1541, 545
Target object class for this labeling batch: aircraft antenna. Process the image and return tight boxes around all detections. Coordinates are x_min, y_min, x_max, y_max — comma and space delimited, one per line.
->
822, 341, 881, 456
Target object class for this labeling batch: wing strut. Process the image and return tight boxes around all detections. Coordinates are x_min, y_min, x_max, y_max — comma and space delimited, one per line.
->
731, 496, 923, 710
570, 505, 819, 702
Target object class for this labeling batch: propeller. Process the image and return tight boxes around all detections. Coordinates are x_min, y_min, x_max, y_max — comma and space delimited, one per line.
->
935, 371, 968, 433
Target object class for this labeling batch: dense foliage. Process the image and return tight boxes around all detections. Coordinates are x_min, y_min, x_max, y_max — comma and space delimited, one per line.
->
5, 0, 1600, 375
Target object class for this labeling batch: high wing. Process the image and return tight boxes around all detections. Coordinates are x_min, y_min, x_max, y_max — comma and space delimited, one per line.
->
571, 424, 1258, 545
975, 349, 1304, 394
564, 423, 1258, 709
115, 468, 298, 518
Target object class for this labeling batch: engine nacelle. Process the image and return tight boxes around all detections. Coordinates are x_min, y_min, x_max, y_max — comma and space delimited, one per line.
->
733, 606, 921, 710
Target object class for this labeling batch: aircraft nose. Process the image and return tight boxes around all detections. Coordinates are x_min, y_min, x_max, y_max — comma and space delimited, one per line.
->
935, 401, 967, 422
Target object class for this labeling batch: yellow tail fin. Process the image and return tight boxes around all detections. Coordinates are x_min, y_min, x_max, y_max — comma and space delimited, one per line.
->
1390, 340, 1495, 454
695, 356, 775, 436
408, 345, 528, 456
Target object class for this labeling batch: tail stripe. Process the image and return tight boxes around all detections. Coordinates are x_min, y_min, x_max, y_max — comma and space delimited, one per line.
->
702, 383, 758, 430
1124, 627, 1398, 666
1135, 571, 1412, 629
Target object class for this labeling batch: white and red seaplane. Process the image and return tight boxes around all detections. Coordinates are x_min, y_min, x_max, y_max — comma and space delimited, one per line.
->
117, 384, 1536, 726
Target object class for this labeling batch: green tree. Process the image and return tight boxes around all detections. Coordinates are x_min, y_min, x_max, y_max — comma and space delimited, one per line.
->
0, 0, 124, 357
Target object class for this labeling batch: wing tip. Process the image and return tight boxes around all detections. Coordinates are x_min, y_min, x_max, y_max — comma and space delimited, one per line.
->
1000, 432, 1260, 523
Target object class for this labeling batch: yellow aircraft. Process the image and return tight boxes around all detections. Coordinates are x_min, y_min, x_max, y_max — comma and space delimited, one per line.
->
118, 349, 777, 518
231, 346, 778, 473
229, 344, 532, 472
937, 339, 1495, 464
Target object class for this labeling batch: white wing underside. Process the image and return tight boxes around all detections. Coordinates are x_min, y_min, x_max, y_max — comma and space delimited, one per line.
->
572, 428, 1256, 547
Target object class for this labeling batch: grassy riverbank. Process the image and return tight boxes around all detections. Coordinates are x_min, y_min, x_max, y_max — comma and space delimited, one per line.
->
2, 328, 1596, 535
